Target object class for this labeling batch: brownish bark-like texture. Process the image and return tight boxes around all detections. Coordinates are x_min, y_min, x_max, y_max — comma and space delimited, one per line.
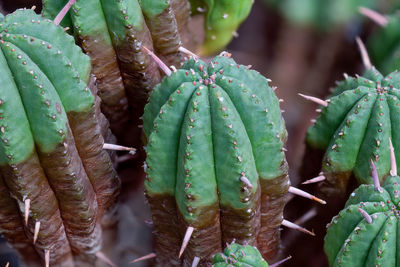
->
258, 173, 290, 262
179, 205, 222, 267
147, 194, 181, 266
0, 174, 42, 267
220, 185, 261, 247
142, 4, 184, 67
37, 127, 101, 258
1, 153, 74, 266
171, 0, 199, 52
78, 36, 130, 142
68, 106, 120, 225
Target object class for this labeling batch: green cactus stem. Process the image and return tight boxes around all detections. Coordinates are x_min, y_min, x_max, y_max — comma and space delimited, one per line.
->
0, 9, 119, 265
325, 157, 400, 266
212, 242, 269, 267
190, 0, 253, 55
143, 53, 289, 265
304, 46, 400, 195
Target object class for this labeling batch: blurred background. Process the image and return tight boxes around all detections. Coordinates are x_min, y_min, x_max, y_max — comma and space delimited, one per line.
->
0, 0, 399, 266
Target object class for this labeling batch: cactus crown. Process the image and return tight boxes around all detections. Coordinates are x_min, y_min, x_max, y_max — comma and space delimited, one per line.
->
0, 9, 93, 159
306, 67, 400, 190
213, 242, 269, 266
325, 172, 400, 266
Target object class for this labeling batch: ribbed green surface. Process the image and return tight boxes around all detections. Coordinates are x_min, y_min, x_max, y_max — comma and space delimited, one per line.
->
144, 55, 286, 220
306, 68, 400, 184
325, 175, 400, 266
0, 9, 94, 157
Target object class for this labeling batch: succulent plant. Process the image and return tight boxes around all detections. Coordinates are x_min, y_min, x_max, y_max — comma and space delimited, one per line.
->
189, 0, 253, 55
325, 157, 400, 267
0, 9, 119, 266
142, 51, 294, 266
42, 0, 254, 145
213, 242, 269, 267
303, 54, 400, 195
364, 8, 400, 75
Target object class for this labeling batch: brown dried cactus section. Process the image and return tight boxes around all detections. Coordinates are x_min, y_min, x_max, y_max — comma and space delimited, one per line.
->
179, 204, 222, 267
1, 153, 74, 266
68, 76, 120, 224
78, 36, 130, 142
258, 173, 290, 261
0, 175, 42, 267
37, 128, 101, 260
146, 195, 182, 266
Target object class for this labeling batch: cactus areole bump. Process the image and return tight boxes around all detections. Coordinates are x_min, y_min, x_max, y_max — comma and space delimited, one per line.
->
306, 67, 400, 195
213, 242, 269, 267
325, 172, 400, 267
143, 54, 289, 265
0, 9, 119, 266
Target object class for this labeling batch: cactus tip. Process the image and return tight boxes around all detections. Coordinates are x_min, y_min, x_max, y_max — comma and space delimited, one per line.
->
302, 174, 326, 184
103, 143, 136, 154
179, 226, 194, 258
358, 207, 372, 224
359, 7, 388, 26
31, 5, 36, 10
96, 251, 116, 267
179, 47, 199, 60
54, 0, 76, 26
191, 256, 200, 267
270, 255, 292, 267
142, 46, 172, 76
355, 37, 372, 69
24, 199, 30, 226
390, 138, 397, 176
33, 221, 40, 244
129, 253, 156, 264
45, 249, 50, 267
298, 93, 328, 107
370, 159, 382, 192
282, 219, 315, 236
288, 186, 326, 205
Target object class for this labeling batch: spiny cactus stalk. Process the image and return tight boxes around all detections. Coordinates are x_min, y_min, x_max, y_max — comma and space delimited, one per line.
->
303, 44, 400, 195
325, 157, 400, 267
189, 0, 253, 55
143, 51, 323, 266
362, 8, 400, 75
0, 9, 119, 266
213, 242, 269, 267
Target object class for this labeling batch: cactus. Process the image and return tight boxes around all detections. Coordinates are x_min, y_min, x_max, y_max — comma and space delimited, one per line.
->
364, 9, 400, 75
143, 52, 291, 266
213, 242, 269, 267
0, 9, 119, 266
189, 0, 253, 55
324, 157, 400, 267
303, 55, 400, 195
42, 0, 254, 144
